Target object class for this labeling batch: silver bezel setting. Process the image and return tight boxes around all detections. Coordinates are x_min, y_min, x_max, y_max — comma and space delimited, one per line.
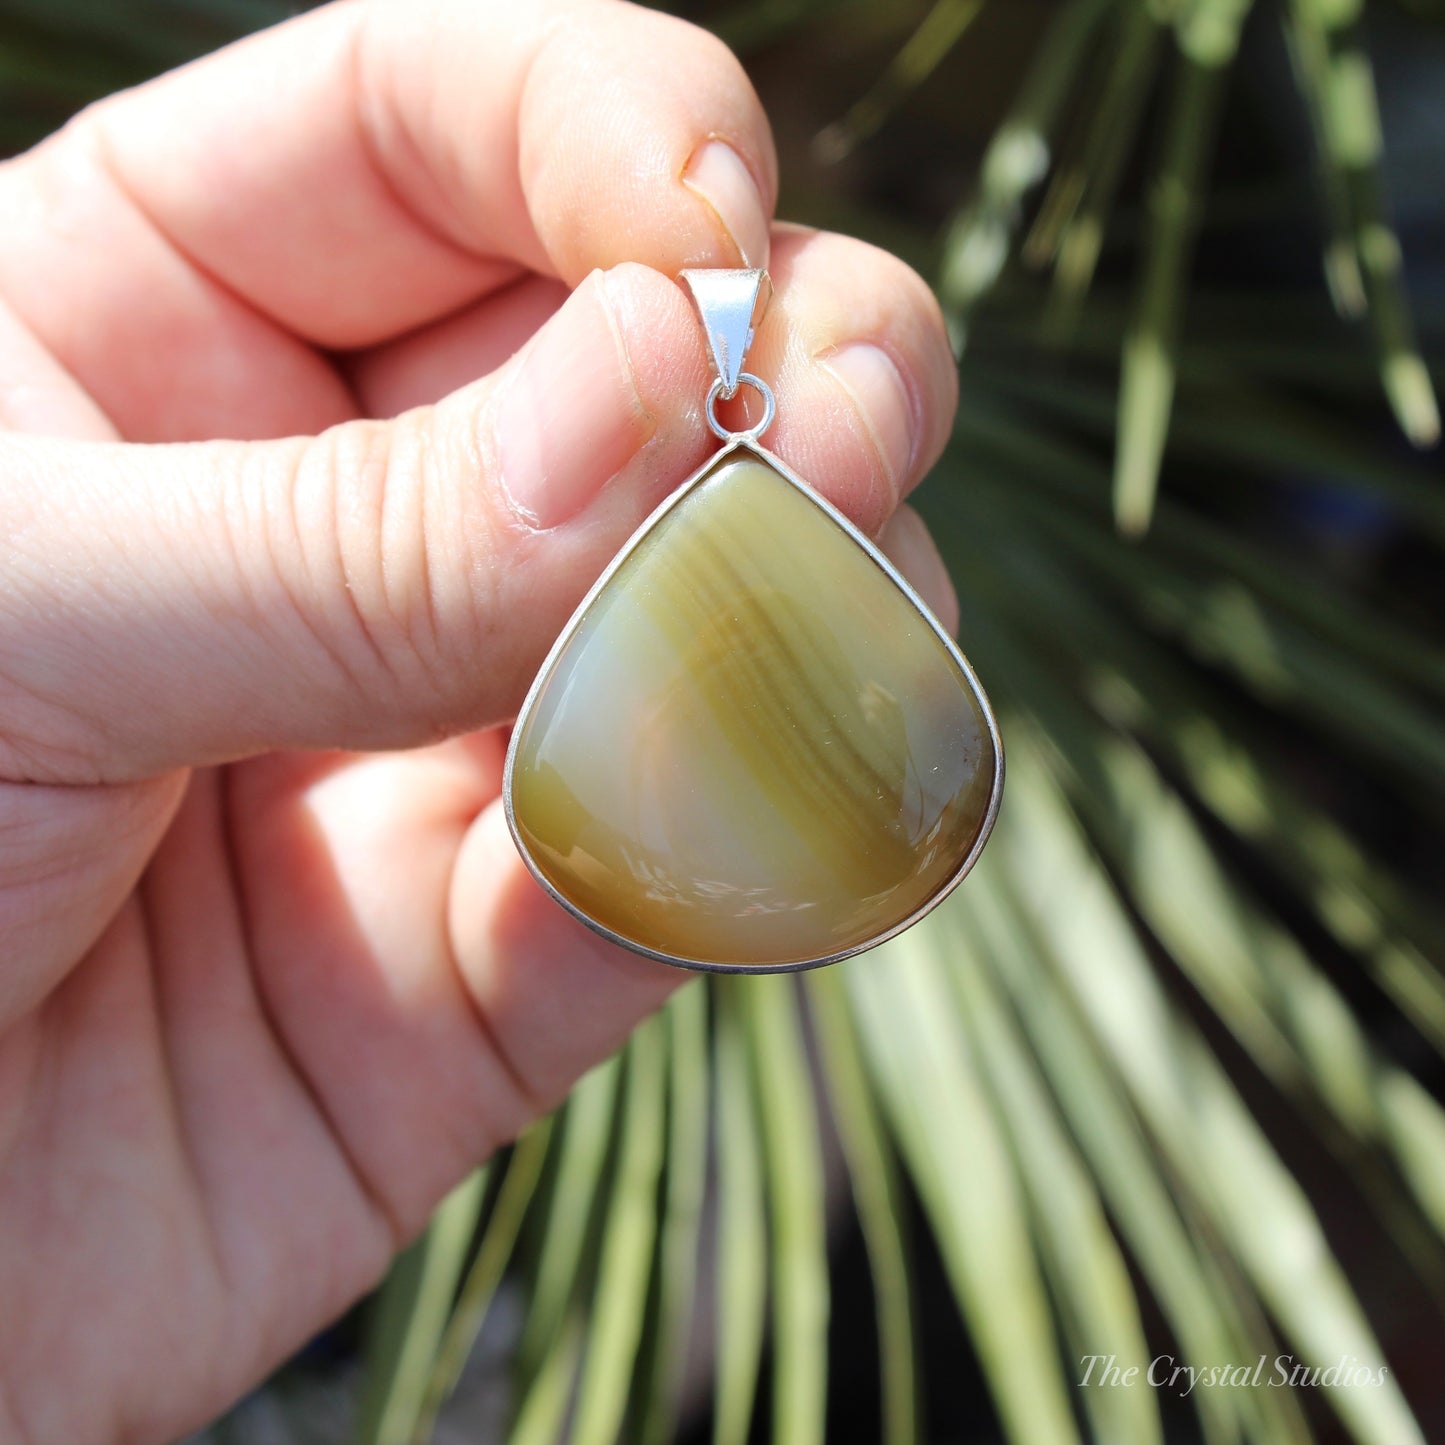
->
501, 436, 1005, 975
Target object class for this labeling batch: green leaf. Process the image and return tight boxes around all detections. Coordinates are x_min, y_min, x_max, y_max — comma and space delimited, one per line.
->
1038, 3, 1163, 335
1287, 0, 1440, 443
513, 1057, 622, 1399
849, 929, 1082, 1445
571, 1019, 668, 1445
931, 468, 1445, 1072
950, 425, 1445, 804
420, 1121, 555, 1434
508, 1315, 584, 1445
1115, 1, 1253, 535
355, 1170, 487, 1445
742, 977, 829, 1445
638, 984, 711, 1445
942, 922, 1164, 1445
1283, 2, 1366, 316
712, 982, 768, 1445
970, 873, 1309, 1445
941, 0, 1114, 325
1096, 740, 1445, 1245
807, 969, 918, 1445
932, 488, 1445, 1255
999, 736, 1427, 1445
964, 364, 1445, 544
813, 0, 986, 163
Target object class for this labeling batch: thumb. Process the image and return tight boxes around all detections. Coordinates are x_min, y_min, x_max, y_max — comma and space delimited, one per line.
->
1, 265, 706, 781
0, 254, 947, 784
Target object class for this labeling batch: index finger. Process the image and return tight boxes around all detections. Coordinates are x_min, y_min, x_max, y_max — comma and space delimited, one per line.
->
33, 0, 778, 350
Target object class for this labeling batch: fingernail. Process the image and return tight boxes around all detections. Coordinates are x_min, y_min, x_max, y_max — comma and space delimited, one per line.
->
497, 273, 648, 530
682, 139, 770, 268
822, 343, 915, 489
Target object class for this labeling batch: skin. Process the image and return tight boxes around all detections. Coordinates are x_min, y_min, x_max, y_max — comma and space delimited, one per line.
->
0, 1, 961, 1440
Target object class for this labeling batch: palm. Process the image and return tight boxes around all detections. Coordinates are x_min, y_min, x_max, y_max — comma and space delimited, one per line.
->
4, 692, 669, 1444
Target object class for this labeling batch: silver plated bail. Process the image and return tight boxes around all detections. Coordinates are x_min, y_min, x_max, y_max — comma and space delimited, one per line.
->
679, 268, 772, 398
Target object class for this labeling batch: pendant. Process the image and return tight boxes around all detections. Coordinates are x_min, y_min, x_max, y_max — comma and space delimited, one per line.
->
503, 268, 1002, 973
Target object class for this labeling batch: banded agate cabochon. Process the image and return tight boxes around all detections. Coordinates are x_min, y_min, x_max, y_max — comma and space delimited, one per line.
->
508, 453, 999, 968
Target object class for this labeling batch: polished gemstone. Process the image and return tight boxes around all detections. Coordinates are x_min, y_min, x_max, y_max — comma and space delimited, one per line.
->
508, 452, 999, 968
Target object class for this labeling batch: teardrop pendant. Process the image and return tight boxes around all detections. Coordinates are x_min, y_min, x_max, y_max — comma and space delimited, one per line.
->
503, 271, 1002, 972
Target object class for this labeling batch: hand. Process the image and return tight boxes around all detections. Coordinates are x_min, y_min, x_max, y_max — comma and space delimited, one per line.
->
0, 2, 960, 1439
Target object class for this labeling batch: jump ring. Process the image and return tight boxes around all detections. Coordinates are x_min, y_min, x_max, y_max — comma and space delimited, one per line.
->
705, 373, 776, 443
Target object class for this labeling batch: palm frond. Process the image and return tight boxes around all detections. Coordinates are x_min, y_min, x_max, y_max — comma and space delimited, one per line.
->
356, 1170, 487, 1445
570, 1021, 667, 1445
738, 977, 829, 1445
807, 970, 918, 1445
636, 986, 711, 1445
849, 930, 1083, 1445
813, 0, 988, 162
711, 984, 768, 1445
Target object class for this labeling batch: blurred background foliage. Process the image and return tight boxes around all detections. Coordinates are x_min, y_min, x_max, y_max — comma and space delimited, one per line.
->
4, 0, 1444, 1442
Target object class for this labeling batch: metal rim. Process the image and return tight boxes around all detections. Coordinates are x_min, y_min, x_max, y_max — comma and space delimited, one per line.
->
501, 438, 1005, 975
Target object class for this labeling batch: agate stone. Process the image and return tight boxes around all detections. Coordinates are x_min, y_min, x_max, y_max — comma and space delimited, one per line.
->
507, 452, 1000, 969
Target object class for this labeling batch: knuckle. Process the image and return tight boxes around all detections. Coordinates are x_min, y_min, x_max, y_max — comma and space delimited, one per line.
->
273, 420, 429, 730
282, 411, 500, 741
821, 234, 958, 431
0, 439, 118, 781
859, 239, 951, 345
